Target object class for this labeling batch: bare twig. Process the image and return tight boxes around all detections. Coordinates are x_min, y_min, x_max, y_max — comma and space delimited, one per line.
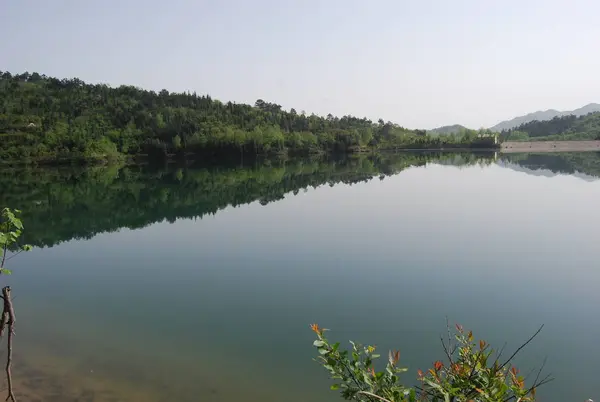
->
499, 325, 544, 370
0, 311, 7, 338
440, 335, 453, 365
357, 391, 393, 402
502, 374, 554, 402
496, 341, 508, 361
4, 250, 23, 263
522, 366, 537, 383
532, 356, 548, 386
444, 317, 454, 364
2, 287, 16, 402
0, 242, 7, 271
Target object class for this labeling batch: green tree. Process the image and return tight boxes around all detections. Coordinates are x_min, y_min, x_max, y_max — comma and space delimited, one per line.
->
0, 71, 502, 164
172, 134, 182, 150
1, 208, 31, 273
0, 207, 31, 402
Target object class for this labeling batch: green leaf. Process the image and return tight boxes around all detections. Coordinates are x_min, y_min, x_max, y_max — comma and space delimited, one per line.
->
424, 379, 443, 391
330, 384, 340, 390
371, 354, 381, 359
319, 348, 330, 355
0, 269, 12, 275
313, 340, 326, 347
22, 244, 32, 251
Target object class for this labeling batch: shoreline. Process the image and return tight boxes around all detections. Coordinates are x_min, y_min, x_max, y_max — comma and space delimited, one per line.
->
501, 140, 600, 153
0, 147, 499, 166
3, 141, 600, 166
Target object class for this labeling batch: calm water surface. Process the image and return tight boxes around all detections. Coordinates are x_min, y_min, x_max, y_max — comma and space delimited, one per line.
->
2, 152, 599, 401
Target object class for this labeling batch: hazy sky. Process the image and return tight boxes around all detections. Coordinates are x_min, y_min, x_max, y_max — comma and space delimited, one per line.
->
2, 0, 599, 129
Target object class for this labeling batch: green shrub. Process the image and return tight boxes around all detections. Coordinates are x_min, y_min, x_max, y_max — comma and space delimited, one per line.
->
310, 323, 551, 402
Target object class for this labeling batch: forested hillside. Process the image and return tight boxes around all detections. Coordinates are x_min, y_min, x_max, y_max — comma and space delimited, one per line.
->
500, 112, 600, 141
428, 124, 469, 135
0, 71, 497, 163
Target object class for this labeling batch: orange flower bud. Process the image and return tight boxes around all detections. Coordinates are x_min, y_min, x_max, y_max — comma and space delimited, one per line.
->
389, 350, 400, 365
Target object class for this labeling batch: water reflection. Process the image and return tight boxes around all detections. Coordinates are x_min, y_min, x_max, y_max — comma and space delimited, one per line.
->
2, 151, 599, 248
0, 151, 599, 402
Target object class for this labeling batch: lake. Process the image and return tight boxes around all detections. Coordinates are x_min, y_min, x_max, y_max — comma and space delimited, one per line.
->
1, 151, 599, 402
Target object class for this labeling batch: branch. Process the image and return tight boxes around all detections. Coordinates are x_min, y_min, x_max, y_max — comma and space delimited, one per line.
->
340, 359, 364, 394
357, 391, 393, 402
496, 341, 508, 362
532, 356, 548, 387
2, 287, 16, 402
415, 385, 441, 400
0, 311, 7, 338
502, 374, 553, 402
440, 335, 454, 365
0, 241, 7, 270
4, 251, 23, 263
444, 317, 454, 364
499, 325, 544, 370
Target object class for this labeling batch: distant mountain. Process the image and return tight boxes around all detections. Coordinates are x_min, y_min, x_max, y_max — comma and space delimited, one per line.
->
428, 124, 469, 135
501, 111, 600, 140
490, 103, 600, 132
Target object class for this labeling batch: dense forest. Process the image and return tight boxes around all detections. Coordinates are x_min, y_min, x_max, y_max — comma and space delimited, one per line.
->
0, 71, 498, 163
0, 153, 497, 247
500, 112, 600, 141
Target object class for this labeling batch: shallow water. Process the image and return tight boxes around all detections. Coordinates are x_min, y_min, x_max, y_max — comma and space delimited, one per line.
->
2, 152, 600, 401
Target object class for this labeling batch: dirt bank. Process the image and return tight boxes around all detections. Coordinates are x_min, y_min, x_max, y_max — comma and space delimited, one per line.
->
501, 141, 600, 153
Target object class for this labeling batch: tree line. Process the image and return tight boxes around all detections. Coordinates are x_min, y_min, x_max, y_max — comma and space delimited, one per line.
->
0, 71, 497, 163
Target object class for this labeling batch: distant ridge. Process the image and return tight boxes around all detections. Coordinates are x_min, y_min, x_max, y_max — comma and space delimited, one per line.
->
428, 124, 469, 135
490, 103, 600, 132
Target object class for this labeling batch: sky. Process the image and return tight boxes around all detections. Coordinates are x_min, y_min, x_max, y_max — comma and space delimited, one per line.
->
1, 0, 599, 129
